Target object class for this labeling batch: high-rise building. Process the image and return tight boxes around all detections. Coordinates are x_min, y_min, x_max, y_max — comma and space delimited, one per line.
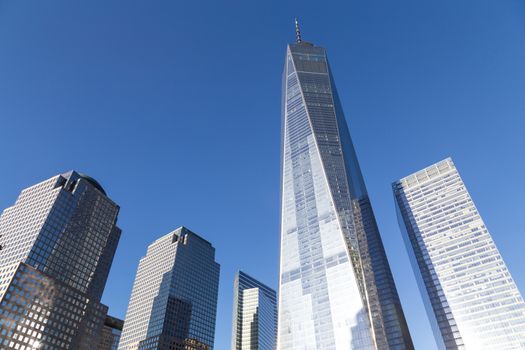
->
118, 226, 220, 350
98, 315, 124, 350
278, 22, 413, 349
393, 158, 525, 349
230, 271, 277, 350
0, 171, 122, 349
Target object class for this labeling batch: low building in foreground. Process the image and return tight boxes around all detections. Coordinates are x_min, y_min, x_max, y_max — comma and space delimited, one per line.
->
98, 315, 124, 350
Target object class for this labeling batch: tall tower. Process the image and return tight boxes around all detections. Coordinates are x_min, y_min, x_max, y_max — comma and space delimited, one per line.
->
230, 271, 277, 350
278, 22, 413, 349
0, 171, 122, 349
393, 158, 525, 349
118, 227, 220, 350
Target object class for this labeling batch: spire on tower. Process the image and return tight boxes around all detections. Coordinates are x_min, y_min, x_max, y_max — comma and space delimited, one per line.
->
295, 18, 302, 43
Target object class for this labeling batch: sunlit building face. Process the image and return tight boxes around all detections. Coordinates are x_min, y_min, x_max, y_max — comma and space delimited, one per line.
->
278, 34, 413, 349
393, 158, 525, 349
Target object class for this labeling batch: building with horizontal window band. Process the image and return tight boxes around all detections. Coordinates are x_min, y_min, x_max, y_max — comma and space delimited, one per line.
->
98, 315, 124, 350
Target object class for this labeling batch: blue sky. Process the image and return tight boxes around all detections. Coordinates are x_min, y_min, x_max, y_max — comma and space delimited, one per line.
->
1, 1, 524, 349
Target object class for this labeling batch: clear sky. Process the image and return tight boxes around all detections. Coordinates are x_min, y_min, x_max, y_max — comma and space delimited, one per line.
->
1, 1, 524, 349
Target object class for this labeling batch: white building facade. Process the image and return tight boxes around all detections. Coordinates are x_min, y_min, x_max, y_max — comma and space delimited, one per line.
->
393, 158, 525, 349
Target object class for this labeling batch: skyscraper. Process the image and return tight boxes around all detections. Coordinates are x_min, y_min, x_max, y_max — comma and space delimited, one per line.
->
393, 158, 525, 349
230, 271, 277, 350
278, 22, 413, 349
0, 171, 122, 349
118, 226, 220, 350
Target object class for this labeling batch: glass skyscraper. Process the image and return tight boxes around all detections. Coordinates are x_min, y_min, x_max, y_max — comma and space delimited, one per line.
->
393, 158, 525, 349
278, 27, 413, 349
0, 171, 122, 349
230, 271, 277, 350
118, 226, 220, 350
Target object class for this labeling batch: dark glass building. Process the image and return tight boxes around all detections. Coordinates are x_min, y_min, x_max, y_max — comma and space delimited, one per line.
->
0, 171, 122, 349
278, 25, 413, 349
118, 227, 220, 350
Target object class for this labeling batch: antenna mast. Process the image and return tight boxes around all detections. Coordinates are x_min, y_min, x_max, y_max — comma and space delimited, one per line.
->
295, 18, 302, 43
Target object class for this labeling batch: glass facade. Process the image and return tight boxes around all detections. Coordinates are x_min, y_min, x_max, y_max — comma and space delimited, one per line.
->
118, 227, 220, 350
393, 158, 525, 349
0, 171, 122, 350
98, 316, 124, 350
278, 40, 413, 349
231, 271, 277, 350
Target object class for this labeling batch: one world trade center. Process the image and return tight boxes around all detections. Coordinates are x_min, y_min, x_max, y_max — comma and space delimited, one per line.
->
278, 22, 414, 350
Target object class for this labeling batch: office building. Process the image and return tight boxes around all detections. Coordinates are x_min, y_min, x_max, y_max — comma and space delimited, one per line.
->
118, 227, 220, 350
230, 271, 277, 350
98, 315, 124, 350
393, 158, 525, 349
278, 22, 413, 349
0, 171, 122, 349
